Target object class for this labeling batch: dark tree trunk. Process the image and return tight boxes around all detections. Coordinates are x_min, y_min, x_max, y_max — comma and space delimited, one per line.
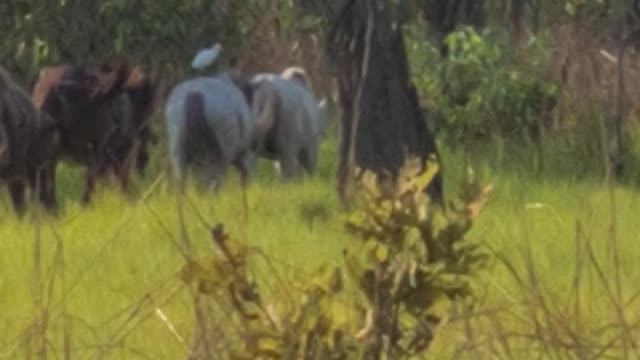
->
530, 0, 541, 34
510, 0, 526, 42
611, 27, 640, 178
422, 0, 486, 57
329, 0, 443, 203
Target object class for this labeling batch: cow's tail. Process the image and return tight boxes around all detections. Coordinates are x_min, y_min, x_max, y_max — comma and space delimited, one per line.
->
184, 91, 223, 164
250, 84, 276, 151
185, 90, 213, 149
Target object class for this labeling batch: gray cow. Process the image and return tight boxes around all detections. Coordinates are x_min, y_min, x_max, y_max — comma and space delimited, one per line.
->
250, 67, 327, 179
165, 72, 254, 190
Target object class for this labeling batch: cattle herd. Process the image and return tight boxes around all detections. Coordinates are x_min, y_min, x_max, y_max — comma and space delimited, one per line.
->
0, 45, 327, 216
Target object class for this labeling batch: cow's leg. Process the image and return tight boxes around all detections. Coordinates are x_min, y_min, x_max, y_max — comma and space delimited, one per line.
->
115, 154, 131, 195
119, 168, 130, 193
41, 161, 58, 212
207, 161, 228, 192
232, 151, 254, 188
119, 139, 139, 193
27, 167, 39, 204
81, 144, 101, 205
278, 143, 300, 180
169, 123, 188, 192
276, 110, 303, 179
82, 164, 98, 206
137, 147, 149, 177
8, 179, 27, 216
171, 148, 187, 193
299, 144, 317, 176
136, 128, 151, 177
82, 171, 95, 205
27, 163, 56, 214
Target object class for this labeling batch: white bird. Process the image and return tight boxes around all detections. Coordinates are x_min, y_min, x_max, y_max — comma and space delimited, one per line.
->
191, 43, 222, 70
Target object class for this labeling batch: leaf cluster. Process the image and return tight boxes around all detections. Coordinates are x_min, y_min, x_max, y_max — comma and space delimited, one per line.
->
179, 157, 491, 359
343, 156, 491, 356
407, 25, 559, 146
180, 225, 358, 359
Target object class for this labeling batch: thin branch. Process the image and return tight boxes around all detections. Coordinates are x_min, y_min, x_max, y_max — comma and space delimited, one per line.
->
346, 0, 374, 178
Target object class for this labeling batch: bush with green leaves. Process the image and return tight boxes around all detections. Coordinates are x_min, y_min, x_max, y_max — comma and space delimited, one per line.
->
180, 157, 491, 359
407, 25, 559, 147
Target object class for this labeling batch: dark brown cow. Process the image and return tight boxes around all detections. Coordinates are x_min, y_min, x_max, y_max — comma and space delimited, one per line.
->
122, 65, 155, 176
32, 58, 155, 204
0, 65, 59, 215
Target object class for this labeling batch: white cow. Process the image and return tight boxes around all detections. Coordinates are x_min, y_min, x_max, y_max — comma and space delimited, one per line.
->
250, 67, 327, 178
165, 72, 254, 190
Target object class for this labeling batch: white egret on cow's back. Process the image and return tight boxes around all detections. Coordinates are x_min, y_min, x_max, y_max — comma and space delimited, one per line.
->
191, 43, 222, 71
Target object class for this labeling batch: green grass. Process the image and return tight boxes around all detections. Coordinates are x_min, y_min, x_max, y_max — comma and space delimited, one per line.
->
1, 131, 640, 358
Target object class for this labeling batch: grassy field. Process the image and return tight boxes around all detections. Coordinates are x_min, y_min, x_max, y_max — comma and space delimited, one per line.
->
1, 128, 640, 358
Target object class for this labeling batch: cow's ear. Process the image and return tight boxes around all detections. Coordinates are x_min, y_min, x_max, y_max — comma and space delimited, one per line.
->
31, 66, 67, 108
124, 65, 146, 90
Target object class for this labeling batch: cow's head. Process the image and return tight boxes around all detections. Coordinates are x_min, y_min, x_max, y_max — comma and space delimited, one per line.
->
33, 59, 133, 125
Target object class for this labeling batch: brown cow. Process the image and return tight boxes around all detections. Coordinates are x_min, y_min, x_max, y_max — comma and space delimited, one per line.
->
0, 65, 59, 215
32, 58, 155, 204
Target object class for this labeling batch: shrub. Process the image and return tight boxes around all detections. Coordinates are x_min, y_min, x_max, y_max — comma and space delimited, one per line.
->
407, 25, 559, 148
180, 157, 491, 358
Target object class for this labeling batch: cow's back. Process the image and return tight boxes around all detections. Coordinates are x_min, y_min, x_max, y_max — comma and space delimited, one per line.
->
270, 77, 321, 142
166, 77, 251, 163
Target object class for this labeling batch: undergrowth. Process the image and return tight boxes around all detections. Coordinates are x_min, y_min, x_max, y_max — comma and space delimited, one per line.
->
1, 134, 640, 358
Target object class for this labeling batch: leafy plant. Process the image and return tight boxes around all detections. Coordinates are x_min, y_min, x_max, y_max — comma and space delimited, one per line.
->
180, 157, 491, 358
407, 25, 559, 147
180, 224, 357, 359
343, 157, 491, 357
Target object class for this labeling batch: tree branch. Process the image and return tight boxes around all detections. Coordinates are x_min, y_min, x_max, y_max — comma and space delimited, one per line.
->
346, 0, 374, 175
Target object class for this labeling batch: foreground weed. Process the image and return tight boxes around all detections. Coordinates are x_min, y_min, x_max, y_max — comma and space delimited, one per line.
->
181, 157, 492, 359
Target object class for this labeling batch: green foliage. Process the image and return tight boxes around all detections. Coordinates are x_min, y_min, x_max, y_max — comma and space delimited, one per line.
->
5, 135, 640, 358
0, 0, 303, 82
343, 157, 491, 356
562, 0, 625, 19
180, 156, 490, 358
407, 25, 559, 147
181, 224, 358, 359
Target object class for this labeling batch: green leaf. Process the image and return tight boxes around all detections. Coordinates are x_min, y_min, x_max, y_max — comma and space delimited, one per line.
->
375, 243, 389, 263
308, 264, 343, 294
363, 239, 377, 253
343, 251, 365, 282
414, 156, 440, 192
332, 306, 350, 331
257, 336, 282, 357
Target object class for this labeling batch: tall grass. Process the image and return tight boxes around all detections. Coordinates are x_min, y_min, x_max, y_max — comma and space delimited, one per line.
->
1, 127, 640, 358
431, 132, 640, 358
